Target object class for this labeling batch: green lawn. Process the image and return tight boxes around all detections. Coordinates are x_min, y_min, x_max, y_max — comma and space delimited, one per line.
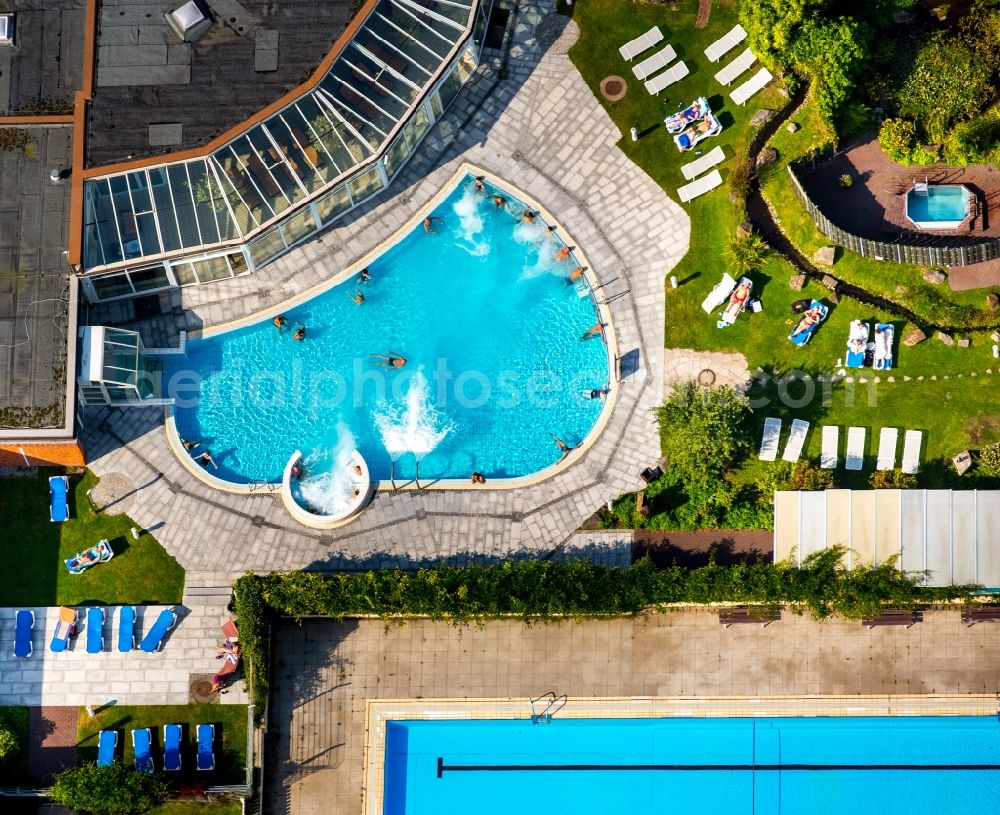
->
77, 704, 248, 785
0, 470, 184, 606
148, 802, 241, 815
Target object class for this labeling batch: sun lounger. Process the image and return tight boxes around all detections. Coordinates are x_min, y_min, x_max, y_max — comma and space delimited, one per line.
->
901, 430, 922, 475
759, 417, 782, 462
704, 23, 747, 62
164, 724, 182, 771
674, 113, 722, 152
665, 97, 711, 134
65, 539, 113, 574
681, 145, 726, 181
781, 419, 810, 462
877, 427, 899, 470
619, 26, 662, 61
846, 321, 870, 368
139, 608, 177, 653
132, 728, 154, 773
644, 60, 689, 96
714, 47, 757, 86
873, 323, 894, 370
632, 44, 676, 81
86, 607, 104, 654
118, 605, 136, 653
720, 277, 752, 325
821, 426, 839, 469
677, 169, 722, 203
731, 67, 774, 105
97, 730, 117, 767
14, 610, 33, 658
49, 475, 69, 522
701, 272, 737, 314
197, 724, 215, 771
846, 426, 866, 470
50, 606, 77, 653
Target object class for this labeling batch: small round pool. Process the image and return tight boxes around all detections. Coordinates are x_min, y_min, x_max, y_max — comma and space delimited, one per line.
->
904, 183, 970, 230
164, 173, 612, 486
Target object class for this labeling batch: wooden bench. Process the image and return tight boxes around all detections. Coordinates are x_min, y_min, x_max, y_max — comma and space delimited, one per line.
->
719, 606, 781, 628
862, 609, 922, 629
961, 607, 1000, 627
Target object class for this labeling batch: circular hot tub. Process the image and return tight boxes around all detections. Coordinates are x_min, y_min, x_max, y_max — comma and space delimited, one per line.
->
280, 448, 372, 529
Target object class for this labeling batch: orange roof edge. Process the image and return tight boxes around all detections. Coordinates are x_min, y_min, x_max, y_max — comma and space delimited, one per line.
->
0, 441, 86, 468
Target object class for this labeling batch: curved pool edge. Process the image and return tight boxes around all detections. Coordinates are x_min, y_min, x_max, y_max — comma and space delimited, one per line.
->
280, 449, 372, 529
167, 161, 620, 496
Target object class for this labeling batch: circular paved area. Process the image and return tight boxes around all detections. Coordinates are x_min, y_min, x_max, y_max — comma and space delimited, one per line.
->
81, 0, 691, 580
664, 348, 751, 397
600, 75, 627, 102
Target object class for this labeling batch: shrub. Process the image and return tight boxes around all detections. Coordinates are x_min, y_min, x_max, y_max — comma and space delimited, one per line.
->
839, 174, 853, 189
727, 159, 754, 207
725, 232, 770, 276
868, 469, 917, 489
878, 118, 919, 165
978, 442, 1000, 476
943, 115, 1000, 166
790, 461, 835, 490
49, 765, 166, 815
0, 724, 17, 761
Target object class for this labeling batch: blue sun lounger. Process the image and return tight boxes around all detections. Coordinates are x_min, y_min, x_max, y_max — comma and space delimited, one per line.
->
164, 724, 182, 771
132, 728, 154, 773
86, 607, 104, 654
49, 475, 69, 522
97, 730, 117, 767
118, 605, 136, 653
14, 610, 33, 658
139, 608, 177, 653
50, 606, 77, 653
197, 724, 215, 771
788, 300, 828, 346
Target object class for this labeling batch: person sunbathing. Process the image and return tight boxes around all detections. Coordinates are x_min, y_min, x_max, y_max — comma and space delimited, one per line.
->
729, 282, 750, 308
848, 320, 867, 354
791, 306, 822, 337
697, 117, 713, 134
874, 327, 889, 360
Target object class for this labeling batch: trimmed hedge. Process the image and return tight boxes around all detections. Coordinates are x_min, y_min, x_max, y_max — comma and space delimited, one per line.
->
233, 553, 978, 710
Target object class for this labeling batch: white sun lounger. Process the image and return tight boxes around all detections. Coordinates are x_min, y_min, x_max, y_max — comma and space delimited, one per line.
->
820, 426, 839, 469
731, 67, 773, 106
759, 417, 782, 462
715, 48, 757, 86
901, 430, 922, 474
781, 419, 810, 463
845, 426, 865, 470
681, 145, 726, 181
677, 169, 722, 203
619, 26, 663, 61
876, 427, 899, 471
701, 272, 736, 314
705, 24, 747, 62
645, 61, 689, 96
633, 44, 677, 81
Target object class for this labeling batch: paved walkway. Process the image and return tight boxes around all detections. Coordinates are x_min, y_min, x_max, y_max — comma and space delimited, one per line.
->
27, 707, 78, 784
265, 610, 1000, 815
663, 348, 751, 397
80, 1, 690, 579
0, 603, 248, 706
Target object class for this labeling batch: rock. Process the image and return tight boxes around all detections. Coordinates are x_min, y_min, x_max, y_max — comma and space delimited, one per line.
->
756, 146, 778, 169
750, 109, 775, 127
988, 293, 999, 309
903, 327, 926, 346
923, 269, 947, 285
778, 85, 790, 99
829, 290, 840, 304
953, 450, 972, 476
821, 273, 838, 289
736, 221, 753, 239
937, 331, 954, 346
786, 121, 799, 134
992, 331, 1000, 343
814, 247, 836, 266
895, 285, 907, 295
892, 10, 914, 24
789, 274, 807, 291
958, 338, 971, 348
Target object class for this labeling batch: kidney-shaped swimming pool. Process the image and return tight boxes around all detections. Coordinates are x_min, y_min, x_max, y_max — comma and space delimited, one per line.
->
165, 173, 612, 485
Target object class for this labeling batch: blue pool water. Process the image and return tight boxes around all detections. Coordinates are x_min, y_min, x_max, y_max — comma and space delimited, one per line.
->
164, 176, 609, 484
906, 185, 969, 224
384, 716, 1000, 815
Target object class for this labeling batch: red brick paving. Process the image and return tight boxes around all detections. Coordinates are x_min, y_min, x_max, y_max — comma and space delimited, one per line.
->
947, 258, 1000, 289
27, 707, 78, 784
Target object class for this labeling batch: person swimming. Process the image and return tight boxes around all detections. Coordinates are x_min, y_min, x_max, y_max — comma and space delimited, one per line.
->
423, 215, 444, 233
292, 323, 306, 341
555, 246, 571, 261
371, 351, 406, 368
550, 434, 574, 463
474, 176, 486, 192
568, 266, 585, 282
273, 315, 287, 333
358, 267, 372, 283
493, 194, 508, 209
581, 323, 604, 341
350, 289, 364, 305
522, 210, 537, 223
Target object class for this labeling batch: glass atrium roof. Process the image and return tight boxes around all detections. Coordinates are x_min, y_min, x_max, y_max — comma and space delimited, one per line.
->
82, 0, 476, 271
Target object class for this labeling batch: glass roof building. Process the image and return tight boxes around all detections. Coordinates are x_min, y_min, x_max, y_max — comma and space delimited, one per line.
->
80, 0, 491, 302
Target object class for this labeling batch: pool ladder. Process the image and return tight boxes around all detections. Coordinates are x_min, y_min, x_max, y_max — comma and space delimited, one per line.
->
530, 692, 567, 724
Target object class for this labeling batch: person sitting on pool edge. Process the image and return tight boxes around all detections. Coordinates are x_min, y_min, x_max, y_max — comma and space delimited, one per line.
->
371, 351, 406, 368
470, 472, 486, 484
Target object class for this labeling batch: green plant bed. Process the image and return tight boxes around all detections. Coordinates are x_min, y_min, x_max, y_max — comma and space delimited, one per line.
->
148, 800, 242, 815
0, 470, 184, 607
0, 706, 30, 784
77, 705, 248, 785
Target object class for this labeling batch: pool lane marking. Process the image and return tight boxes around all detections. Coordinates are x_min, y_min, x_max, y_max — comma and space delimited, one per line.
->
436, 758, 1000, 776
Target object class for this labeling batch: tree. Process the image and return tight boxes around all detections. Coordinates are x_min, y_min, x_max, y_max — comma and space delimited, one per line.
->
49, 765, 166, 815
655, 382, 753, 485
725, 232, 769, 275
787, 17, 868, 121
878, 118, 918, 164
740, 0, 832, 71
899, 35, 989, 142
0, 724, 17, 761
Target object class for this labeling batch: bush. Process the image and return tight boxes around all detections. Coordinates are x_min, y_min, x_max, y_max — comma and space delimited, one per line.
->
943, 115, 1000, 166
49, 765, 166, 815
878, 118, 919, 165
727, 159, 754, 207
790, 461, 835, 490
725, 232, 770, 276
839, 174, 853, 189
978, 442, 1000, 476
0, 724, 17, 761
868, 469, 917, 489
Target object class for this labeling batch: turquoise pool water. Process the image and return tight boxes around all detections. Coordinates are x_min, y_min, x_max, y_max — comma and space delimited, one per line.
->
906, 185, 969, 225
383, 716, 1000, 815
165, 176, 609, 484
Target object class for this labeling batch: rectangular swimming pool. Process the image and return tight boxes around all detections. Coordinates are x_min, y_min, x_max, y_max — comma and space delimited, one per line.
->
905, 184, 970, 229
384, 716, 1000, 814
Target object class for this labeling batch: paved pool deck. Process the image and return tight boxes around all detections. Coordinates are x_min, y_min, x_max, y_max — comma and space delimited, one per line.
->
80, 1, 690, 580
